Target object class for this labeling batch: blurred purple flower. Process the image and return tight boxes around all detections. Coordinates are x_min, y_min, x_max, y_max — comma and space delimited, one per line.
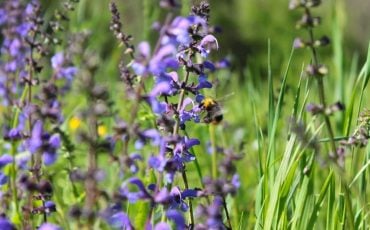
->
26, 120, 61, 165
166, 209, 186, 229
38, 223, 61, 230
107, 212, 133, 230
0, 154, 13, 168
51, 52, 77, 81
135, 129, 162, 149
232, 174, 241, 189
196, 74, 212, 90
0, 217, 15, 230
154, 222, 171, 230
120, 177, 152, 203
0, 154, 13, 185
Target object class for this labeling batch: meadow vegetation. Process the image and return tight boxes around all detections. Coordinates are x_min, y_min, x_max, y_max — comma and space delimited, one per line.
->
0, 0, 370, 229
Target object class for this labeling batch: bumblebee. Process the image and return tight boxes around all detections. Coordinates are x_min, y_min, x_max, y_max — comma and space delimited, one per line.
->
199, 97, 223, 124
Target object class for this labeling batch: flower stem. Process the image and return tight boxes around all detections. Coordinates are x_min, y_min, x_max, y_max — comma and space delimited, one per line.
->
305, 7, 337, 154
222, 196, 233, 230
209, 124, 217, 179
182, 170, 195, 228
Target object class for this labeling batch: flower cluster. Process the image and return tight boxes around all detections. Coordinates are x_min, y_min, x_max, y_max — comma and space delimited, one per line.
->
0, 0, 79, 228
98, 1, 240, 229
0, 0, 241, 229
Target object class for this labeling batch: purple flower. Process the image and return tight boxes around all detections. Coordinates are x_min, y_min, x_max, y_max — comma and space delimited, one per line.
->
232, 174, 241, 189
0, 217, 15, 230
120, 177, 152, 203
51, 52, 77, 80
178, 98, 201, 124
101, 204, 134, 230
0, 154, 13, 168
132, 43, 179, 76
38, 223, 61, 230
154, 222, 171, 230
165, 16, 206, 47
196, 197, 225, 229
196, 74, 212, 90
135, 129, 162, 149
168, 187, 199, 212
166, 209, 186, 229
197, 35, 219, 58
0, 154, 13, 185
173, 137, 199, 162
0, 9, 7, 25
26, 120, 61, 165
107, 212, 133, 230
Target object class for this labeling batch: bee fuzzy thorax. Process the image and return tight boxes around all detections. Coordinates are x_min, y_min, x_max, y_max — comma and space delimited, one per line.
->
201, 97, 217, 109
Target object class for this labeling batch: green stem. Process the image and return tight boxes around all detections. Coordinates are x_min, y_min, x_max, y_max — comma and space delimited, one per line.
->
305, 7, 337, 154
209, 124, 217, 179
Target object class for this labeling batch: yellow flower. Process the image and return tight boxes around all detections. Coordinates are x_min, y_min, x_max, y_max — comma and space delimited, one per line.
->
98, 125, 107, 137
69, 116, 81, 131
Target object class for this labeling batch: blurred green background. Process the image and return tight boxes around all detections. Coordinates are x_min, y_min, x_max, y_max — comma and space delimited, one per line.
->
41, 0, 370, 76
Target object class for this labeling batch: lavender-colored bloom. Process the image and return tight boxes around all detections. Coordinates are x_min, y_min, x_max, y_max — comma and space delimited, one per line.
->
132, 43, 179, 76
0, 217, 15, 230
206, 197, 224, 229
0, 154, 13, 185
43, 133, 61, 165
3, 110, 27, 140
51, 52, 77, 80
26, 120, 61, 165
120, 177, 152, 202
149, 45, 178, 76
178, 97, 201, 125
101, 204, 134, 230
135, 129, 162, 149
154, 222, 171, 230
38, 223, 61, 230
28, 120, 43, 154
0, 9, 7, 25
173, 137, 199, 162
215, 58, 230, 69
44, 201, 57, 214
166, 209, 186, 229
196, 74, 212, 90
203, 61, 216, 71
165, 16, 206, 47
197, 35, 219, 58
169, 187, 199, 212
232, 174, 241, 189
0, 173, 8, 185
0, 154, 13, 168
196, 196, 225, 230
107, 212, 133, 230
